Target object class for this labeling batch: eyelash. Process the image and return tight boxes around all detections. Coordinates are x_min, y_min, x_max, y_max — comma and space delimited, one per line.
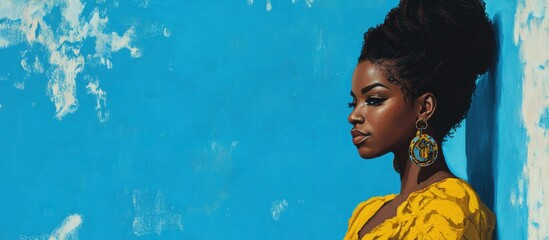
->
347, 102, 356, 108
348, 97, 386, 108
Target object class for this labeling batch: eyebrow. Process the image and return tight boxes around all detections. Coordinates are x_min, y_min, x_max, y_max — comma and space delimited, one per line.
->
350, 83, 389, 97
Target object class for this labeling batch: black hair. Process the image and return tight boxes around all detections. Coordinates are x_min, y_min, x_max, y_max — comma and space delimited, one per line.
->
359, 0, 496, 141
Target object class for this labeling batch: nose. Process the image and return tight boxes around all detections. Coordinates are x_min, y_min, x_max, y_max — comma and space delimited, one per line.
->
348, 106, 365, 125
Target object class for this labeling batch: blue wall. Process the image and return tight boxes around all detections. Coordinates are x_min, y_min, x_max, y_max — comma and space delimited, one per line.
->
468, 0, 529, 237
0, 0, 539, 239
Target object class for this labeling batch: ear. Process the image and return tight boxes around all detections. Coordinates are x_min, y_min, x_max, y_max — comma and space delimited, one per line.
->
415, 92, 437, 121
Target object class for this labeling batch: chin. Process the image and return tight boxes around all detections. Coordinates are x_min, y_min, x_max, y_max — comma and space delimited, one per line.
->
356, 147, 385, 159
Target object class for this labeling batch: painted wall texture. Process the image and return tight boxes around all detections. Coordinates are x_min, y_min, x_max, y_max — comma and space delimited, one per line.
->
0, 0, 546, 239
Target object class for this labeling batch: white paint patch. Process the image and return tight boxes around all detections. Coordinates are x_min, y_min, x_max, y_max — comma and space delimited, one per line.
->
514, 0, 549, 238
249, 0, 312, 9
21, 57, 31, 73
317, 28, 323, 51
0, 0, 140, 120
18, 235, 49, 240
33, 56, 45, 73
313, 27, 325, 78
510, 167, 526, 207
19, 52, 44, 81
510, 190, 518, 206
138, 0, 150, 8
140, 23, 169, 38
13, 81, 25, 90
85, 76, 109, 123
0, 20, 26, 48
163, 28, 171, 38
49, 214, 83, 240
132, 190, 184, 236
266, 0, 272, 12
271, 199, 289, 221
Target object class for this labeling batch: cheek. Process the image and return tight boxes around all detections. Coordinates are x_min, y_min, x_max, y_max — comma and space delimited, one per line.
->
368, 103, 414, 139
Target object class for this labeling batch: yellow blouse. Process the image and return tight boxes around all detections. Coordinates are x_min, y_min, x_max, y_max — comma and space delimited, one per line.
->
344, 178, 495, 240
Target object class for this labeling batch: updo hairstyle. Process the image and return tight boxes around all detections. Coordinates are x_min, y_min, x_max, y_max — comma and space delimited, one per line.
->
359, 0, 496, 141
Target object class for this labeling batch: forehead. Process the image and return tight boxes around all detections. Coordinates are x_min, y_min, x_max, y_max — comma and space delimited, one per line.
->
352, 61, 390, 89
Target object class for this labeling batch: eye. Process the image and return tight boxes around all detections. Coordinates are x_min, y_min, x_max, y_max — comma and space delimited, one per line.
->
365, 97, 386, 106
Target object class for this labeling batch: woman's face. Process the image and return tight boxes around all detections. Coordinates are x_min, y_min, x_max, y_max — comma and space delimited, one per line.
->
348, 61, 418, 158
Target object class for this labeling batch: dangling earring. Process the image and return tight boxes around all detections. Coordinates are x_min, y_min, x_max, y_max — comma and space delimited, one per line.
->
408, 118, 438, 167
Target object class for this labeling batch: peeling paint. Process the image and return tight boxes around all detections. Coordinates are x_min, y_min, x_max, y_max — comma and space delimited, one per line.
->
0, 0, 140, 120
514, 0, 549, 238
270, 199, 288, 221
48, 214, 83, 240
132, 189, 184, 236
266, 0, 272, 12
85, 76, 109, 123
163, 28, 171, 38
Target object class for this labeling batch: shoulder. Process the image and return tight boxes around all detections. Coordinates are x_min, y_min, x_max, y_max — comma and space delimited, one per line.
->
348, 194, 395, 223
345, 194, 395, 236
353, 194, 395, 212
401, 178, 495, 239
424, 178, 493, 218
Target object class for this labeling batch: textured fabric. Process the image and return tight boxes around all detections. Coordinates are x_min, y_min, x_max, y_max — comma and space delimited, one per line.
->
344, 178, 495, 240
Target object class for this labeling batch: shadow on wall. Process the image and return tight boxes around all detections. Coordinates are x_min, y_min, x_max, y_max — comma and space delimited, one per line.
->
465, 13, 502, 239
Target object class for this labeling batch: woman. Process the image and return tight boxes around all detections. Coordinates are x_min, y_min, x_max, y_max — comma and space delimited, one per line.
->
343, 0, 496, 239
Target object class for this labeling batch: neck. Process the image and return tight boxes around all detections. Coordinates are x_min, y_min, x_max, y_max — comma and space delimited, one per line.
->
393, 147, 454, 196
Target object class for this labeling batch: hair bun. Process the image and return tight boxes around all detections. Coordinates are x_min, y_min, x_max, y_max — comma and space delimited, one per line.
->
381, 0, 496, 75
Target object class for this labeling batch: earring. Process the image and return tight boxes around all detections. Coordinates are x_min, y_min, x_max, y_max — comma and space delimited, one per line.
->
408, 118, 438, 167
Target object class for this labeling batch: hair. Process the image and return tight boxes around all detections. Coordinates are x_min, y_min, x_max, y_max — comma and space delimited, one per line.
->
358, 0, 496, 141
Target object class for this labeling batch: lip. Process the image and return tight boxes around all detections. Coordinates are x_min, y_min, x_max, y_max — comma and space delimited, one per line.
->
351, 129, 370, 145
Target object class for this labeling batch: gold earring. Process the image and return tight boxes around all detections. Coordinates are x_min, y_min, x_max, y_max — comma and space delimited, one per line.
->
408, 119, 438, 167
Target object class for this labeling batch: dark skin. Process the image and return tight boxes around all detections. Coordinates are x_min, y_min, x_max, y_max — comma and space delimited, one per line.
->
348, 61, 455, 239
